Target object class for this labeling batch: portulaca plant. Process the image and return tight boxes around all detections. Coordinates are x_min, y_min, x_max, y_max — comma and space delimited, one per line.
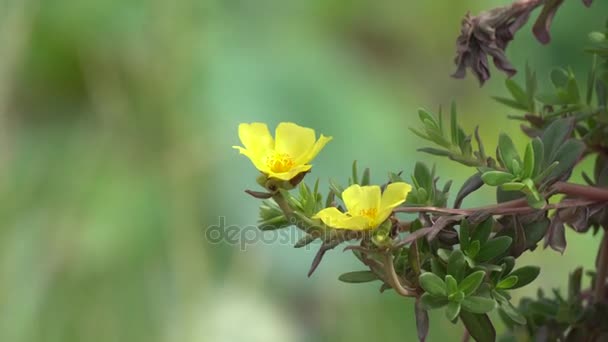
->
235, 1, 608, 341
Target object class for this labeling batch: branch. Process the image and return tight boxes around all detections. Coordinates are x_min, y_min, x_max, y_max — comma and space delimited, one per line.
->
394, 198, 528, 216
395, 182, 607, 217
382, 253, 417, 297
595, 230, 608, 303
552, 182, 608, 201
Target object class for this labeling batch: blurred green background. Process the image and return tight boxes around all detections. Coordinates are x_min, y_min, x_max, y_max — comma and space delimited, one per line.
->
0, 0, 606, 341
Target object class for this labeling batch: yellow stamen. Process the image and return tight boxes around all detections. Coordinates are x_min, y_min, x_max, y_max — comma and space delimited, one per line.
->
266, 152, 295, 173
358, 208, 378, 220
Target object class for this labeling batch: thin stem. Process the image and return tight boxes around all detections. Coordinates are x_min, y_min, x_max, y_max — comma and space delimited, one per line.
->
382, 253, 416, 297
272, 193, 294, 220
394, 198, 597, 216
553, 181, 608, 201
394, 198, 527, 215
394, 181, 607, 217
595, 230, 608, 303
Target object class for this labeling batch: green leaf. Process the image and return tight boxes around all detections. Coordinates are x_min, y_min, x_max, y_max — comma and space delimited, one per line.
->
447, 250, 466, 282
586, 55, 597, 105
508, 266, 541, 289
529, 300, 559, 316
338, 271, 378, 283
454, 173, 484, 209
566, 70, 581, 104
419, 272, 447, 297
523, 217, 550, 250
329, 179, 344, 199
415, 298, 430, 342
546, 139, 585, 180
450, 101, 459, 146
459, 220, 471, 251
420, 293, 449, 310
522, 142, 535, 179
461, 296, 496, 314
449, 290, 465, 303
501, 257, 516, 278
414, 162, 433, 192
505, 79, 529, 108
481, 171, 516, 186
460, 312, 496, 342
525, 63, 538, 111
498, 133, 521, 173
424, 127, 451, 148
471, 217, 494, 246
417, 147, 452, 157
324, 188, 335, 208
500, 182, 526, 192
534, 161, 559, 183
360, 168, 371, 186
499, 302, 527, 325
492, 96, 529, 111
478, 264, 503, 273
496, 275, 519, 289
418, 109, 438, 129
569, 267, 583, 302
491, 289, 510, 303
525, 185, 546, 209
510, 159, 522, 176
477, 236, 512, 262
541, 118, 573, 165
445, 275, 458, 295
467, 240, 480, 259
446, 301, 461, 321
531, 137, 544, 178
459, 271, 486, 296
551, 68, 569, 88
351, 160, 359, 185
431, 258, 447, 279
437, 248, 451, 262
416, 188, 428, 204
410, 127, 430, 141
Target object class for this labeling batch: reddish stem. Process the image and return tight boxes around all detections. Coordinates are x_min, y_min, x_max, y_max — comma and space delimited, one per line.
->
595, 231, 608, 303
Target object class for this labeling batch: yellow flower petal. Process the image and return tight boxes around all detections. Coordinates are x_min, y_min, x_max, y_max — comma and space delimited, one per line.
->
376, 182, 412, 224
313, 207, 371, 230
234, 122, 331, 182
296, 134, 333, 165
274, 122, 316, 161
342, 184, 381, 215
238, 122, 274, 156
266, 164, 312, 181
232, 146, 271, 173
380, 182, 412, 210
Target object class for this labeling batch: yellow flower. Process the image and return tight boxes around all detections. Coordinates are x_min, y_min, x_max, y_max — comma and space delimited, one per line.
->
313, 182, 412, 230
233, 122, 332, 181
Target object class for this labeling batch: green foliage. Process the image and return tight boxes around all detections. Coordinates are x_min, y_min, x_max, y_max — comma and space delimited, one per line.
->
401, 162, 451, 207
460, 311, 496, 342
508, 266, 541, 290
246, 11, 608, 342
476, 236, 513, 263
338, 271, 378, 283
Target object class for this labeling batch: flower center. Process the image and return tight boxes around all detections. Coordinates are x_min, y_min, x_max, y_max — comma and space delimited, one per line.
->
266, 152, 295, 173
358, 208, 378, 220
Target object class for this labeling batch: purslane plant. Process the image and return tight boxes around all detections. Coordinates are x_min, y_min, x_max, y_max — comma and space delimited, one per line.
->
235, 2, 608, 341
